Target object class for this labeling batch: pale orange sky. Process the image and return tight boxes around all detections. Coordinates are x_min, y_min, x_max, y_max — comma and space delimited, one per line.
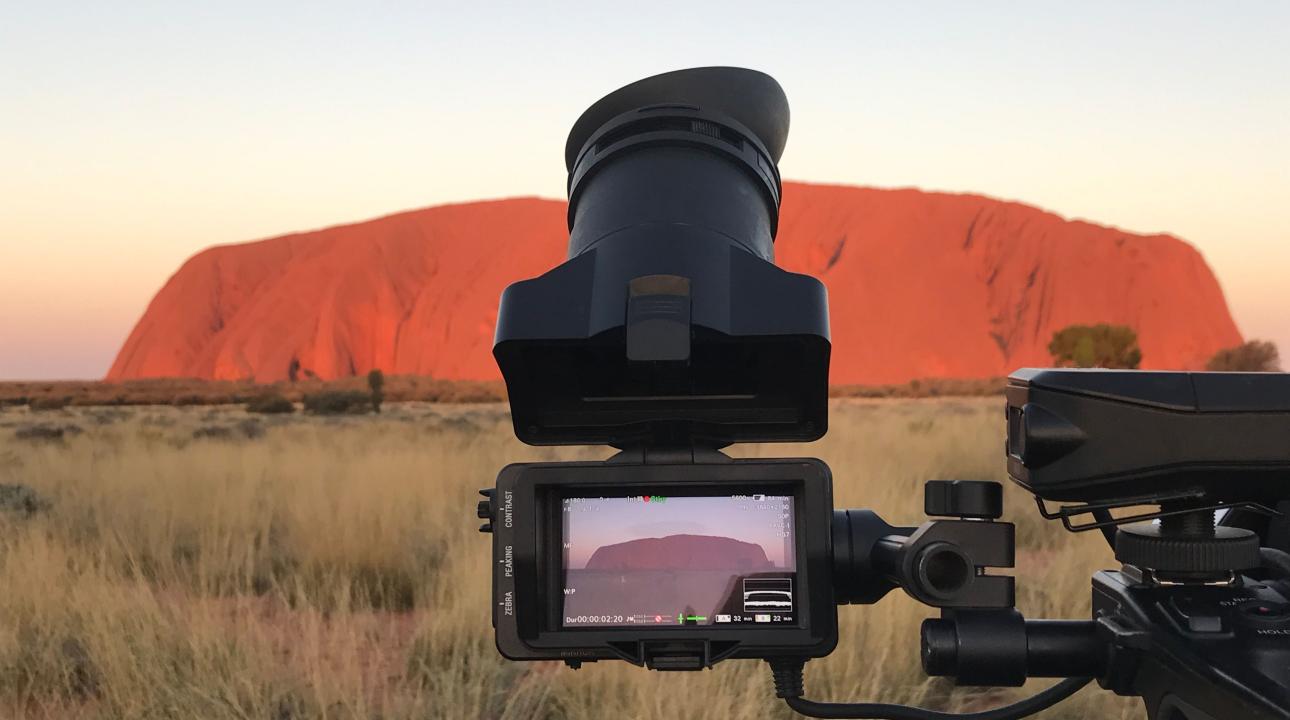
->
2, 2, 1287, 379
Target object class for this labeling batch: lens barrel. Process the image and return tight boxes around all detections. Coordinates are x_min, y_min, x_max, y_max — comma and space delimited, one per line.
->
564, 67, 789, 263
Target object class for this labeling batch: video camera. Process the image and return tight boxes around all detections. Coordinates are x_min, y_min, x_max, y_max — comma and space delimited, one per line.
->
477, 67, 1290, 720
481, 66, 837, 669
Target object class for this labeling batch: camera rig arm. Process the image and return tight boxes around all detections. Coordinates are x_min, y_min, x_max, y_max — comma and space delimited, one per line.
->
877, 480, 1290, 720
773, 481, 1098, 719
831, 481, 1015, 609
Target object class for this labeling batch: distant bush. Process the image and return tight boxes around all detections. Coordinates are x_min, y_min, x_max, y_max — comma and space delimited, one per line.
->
419, 379, 508, 403
830, 377, 1005, 399
246, 393, 296, 414
14, 425, 65, 442
238, 418, 266, 439
1206, 340, 1281, 372
191, 425, 234, 441
29, 396, 71, 411
1048, 324, 1142, 369
0, 483, 51, 517
192, 419, 265, 440
302, 390, 372, 415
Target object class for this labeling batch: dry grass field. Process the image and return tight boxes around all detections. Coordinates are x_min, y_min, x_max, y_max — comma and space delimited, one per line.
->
0, 399, 1140, 719
0, 377, 509, 409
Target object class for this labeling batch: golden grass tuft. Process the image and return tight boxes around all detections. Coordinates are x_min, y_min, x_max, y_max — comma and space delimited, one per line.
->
0, 400, 1140, 719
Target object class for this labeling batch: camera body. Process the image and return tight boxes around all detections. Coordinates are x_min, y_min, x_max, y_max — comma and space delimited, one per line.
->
482, 455, 837, 669
1091, 568, 1290, 720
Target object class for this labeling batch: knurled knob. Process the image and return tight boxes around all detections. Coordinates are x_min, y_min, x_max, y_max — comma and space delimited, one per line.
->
1114, 522, 1260, 573
476, 488, 495, 532
924, 480, 1003, 520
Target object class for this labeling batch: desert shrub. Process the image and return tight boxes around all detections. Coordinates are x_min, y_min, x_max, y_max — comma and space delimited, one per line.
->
301, 390, 372, 415
191, 425, 234, 441
191, 419, 265, 441
246, 393, 296, 414
87, 409, 131, 425
29, 396, 71, 411
238, 418, 266, 439
14, 425, 65, 442
1047, 323, 1142, 369
1206, 339, 1281, 372
424, 379, 508, 403
0, 483, 51, 516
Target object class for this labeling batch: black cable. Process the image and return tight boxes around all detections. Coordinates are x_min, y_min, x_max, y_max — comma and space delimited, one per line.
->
783, 679, 1091, 720
769, 659, 1091, 720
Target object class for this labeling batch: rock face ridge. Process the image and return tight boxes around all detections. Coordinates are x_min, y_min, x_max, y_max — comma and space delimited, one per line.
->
108, 182, 1242, 385
583, 534, 773, 571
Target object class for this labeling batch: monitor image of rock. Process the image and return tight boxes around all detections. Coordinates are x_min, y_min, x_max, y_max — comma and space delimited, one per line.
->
564, 534, 789, 623
583, 534, 774, 572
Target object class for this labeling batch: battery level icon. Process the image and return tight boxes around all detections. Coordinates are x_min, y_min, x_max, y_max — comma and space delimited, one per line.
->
752, 494, 766, 502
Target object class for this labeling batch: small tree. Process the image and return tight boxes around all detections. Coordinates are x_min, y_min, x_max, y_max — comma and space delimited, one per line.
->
367, 369, 386, 413
1048, 323, 1143, 369
1206, 340, 1281, 372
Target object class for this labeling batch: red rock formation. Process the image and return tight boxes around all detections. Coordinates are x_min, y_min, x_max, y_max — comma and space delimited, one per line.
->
584, 534, 772, 571
107, 183, 1243, 385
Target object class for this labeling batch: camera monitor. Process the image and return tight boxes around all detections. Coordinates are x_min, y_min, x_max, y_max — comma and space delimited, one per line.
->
561, 493, 798, 628
486, 459, 836, 669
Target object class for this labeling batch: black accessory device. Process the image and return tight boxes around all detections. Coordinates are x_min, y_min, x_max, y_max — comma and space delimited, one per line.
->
475, 64, 1290, 720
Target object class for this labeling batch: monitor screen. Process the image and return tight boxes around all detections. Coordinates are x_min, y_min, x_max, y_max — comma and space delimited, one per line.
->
561, 494, 797, 628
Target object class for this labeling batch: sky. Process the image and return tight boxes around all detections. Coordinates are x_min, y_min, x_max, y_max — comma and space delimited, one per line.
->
2, 1, 1286, 379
